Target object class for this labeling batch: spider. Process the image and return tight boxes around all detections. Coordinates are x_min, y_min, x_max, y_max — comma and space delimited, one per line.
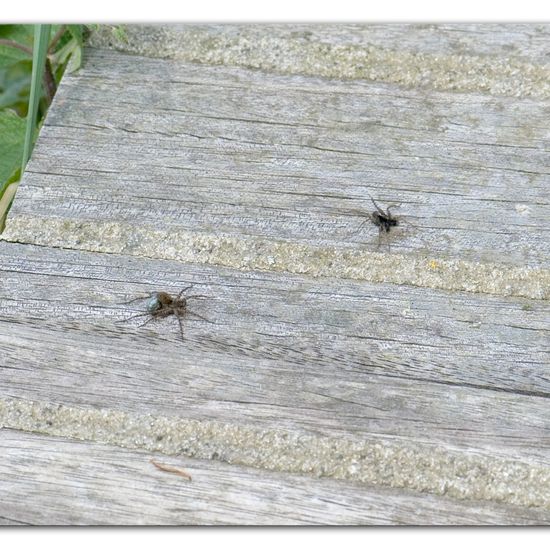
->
118, 285, 209, 341
353, 194, 402, 250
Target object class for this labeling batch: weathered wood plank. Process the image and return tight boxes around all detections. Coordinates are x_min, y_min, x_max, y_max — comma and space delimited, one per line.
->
87, 24, 550, 98
1, 242, 548, 468
1, 26, 549, 524
3, 429, 548, 525
7, 48, 549, 273
89, 24, 550, 65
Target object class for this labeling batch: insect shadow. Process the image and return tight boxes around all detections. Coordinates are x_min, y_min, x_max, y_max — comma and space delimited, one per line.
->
351, 194, 411, 251
117, 285, 210, 341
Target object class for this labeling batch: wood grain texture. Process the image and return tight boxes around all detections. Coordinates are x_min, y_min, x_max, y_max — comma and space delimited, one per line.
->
1, 26, 550, 524
88, 24, 550, 65
10, 48, 549, 271
3, 430, 549, 525
86, 24, 550, 98
1, 243, 549, 468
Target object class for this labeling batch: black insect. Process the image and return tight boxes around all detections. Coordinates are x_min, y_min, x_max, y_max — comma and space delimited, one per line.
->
353, 195, 402, 250
118, 285, 209, 341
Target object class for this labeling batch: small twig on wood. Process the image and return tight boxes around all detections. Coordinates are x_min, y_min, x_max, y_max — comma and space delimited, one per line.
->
150, 458, 192, 481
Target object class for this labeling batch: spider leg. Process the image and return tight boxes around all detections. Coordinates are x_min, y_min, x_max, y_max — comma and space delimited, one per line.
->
176, 314, 185, 341
376, 228, 382, 249
399, 217, 417, 228
349, 217, 370, 237
185, 294, 209, 300
385, 204, 401, 216
177, 285, 194, 299
119, 295, 148, 305
137, 316, 157, 328
116, 312, 151, 323
368, 193, 386, 216
187, 310, 212, 323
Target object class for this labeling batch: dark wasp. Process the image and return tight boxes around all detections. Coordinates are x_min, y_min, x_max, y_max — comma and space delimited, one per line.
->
118, 285, 209, 341
353, 194, 402, 251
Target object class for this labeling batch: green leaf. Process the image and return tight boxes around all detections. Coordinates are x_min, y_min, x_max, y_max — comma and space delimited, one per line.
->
49, 37, 71, 65
0, 109, 26, 190
0, 43, 32, 68
0, 60, 31, 112
66, 45, 82, 73
0, 25, 35, 47
0, 175, 19, 233
112, 25, 128, 43
49, 33, 82, 74
67, 25, 83, 48
50, 37, 78, 68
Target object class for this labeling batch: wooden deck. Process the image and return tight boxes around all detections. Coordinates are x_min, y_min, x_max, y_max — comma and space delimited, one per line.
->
0, 24, 549, 525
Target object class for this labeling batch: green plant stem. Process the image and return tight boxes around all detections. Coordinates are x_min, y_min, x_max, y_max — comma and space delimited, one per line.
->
21, 24, 51, 173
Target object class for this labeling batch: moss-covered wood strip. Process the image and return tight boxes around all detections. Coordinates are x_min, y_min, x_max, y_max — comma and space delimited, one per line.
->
3, 216, 548, 299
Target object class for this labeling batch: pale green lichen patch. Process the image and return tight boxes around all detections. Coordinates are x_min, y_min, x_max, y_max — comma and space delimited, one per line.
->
87, 25, 550, 99
2, 216, 548, 300
1, 397, 549, 509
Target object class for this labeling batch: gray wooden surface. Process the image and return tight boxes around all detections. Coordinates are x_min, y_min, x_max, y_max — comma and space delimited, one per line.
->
1, 24, 549, 524
1, 243, 549, 461
4, 430, 550, 526
20, 50, 550, 268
